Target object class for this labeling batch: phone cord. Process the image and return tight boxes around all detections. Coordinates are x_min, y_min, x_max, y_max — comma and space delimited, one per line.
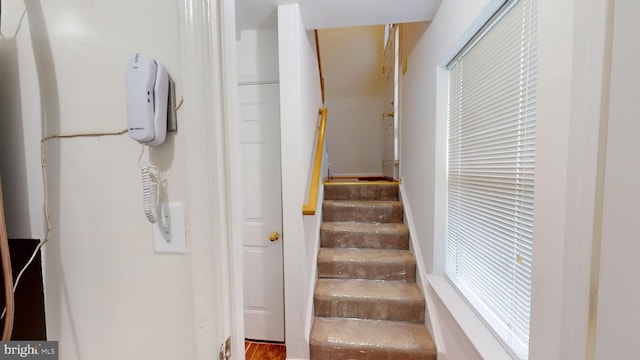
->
140, 164, 160, 224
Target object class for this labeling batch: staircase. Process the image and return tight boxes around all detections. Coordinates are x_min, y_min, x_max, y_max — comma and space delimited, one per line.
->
309, 181, 436, 360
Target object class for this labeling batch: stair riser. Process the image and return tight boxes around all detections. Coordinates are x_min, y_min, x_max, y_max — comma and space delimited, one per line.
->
318, 259, 416, 282
310, 345, 431, 360
323, 203, 403, 223
314, 297, 424, 322
324, 184, 399, 201
310, 318, 436, 360
320, 229, 409, 249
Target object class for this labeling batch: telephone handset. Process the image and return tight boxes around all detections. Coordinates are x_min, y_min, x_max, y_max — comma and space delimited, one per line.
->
126, 53, 168, 146
126, 53, 170, 232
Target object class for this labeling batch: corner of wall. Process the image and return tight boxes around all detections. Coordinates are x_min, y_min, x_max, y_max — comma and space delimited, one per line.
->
278, 4, 322, 359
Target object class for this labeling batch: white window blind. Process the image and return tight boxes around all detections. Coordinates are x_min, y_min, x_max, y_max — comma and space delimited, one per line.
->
446, 0, 537, 359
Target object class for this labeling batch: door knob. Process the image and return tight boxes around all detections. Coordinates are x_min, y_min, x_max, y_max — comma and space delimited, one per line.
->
269, 231, 280, 242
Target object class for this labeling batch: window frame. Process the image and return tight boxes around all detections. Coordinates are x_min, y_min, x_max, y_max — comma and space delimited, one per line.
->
443, 0, 537, 358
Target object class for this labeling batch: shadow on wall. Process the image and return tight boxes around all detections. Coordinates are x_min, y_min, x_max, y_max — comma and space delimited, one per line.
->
23, 0, 82, 358
0, 38, 29, 235
150, 133, 176, 205
401, 22, 429, 60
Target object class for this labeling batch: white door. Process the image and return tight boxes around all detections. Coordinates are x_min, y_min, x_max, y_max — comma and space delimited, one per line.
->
238, 83, 285, 342
382, 25, 399, 179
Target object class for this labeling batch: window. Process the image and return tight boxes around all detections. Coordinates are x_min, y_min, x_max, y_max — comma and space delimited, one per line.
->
445, 0, 537, 359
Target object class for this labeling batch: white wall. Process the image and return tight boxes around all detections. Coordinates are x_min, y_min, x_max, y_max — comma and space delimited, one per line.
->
0, 1, 231, 359
319, 26, 385, 177
397, 3, 499, 357
529, 0, 614, 358
237, 28, 279, 84
399, 0, 495, 282
277, 5, 324, 359
594, 1, 640, 359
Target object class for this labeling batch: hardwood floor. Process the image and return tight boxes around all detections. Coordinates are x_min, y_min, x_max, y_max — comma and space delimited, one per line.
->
244, 341, 286, 360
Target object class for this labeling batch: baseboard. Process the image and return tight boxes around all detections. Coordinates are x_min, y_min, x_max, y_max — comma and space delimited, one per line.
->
423, 282, 447, 360
399, 184, 447, 360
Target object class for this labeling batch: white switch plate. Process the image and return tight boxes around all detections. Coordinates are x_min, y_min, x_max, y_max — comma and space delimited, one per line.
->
152, 202, 186, 254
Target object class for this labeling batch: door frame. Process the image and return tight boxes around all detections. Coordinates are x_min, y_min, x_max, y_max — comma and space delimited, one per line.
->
216, 1, 288, 358
218, 0, 257, 358
179, 0, 238, 359
382, 24, 401, 180
181, 0, 253, 358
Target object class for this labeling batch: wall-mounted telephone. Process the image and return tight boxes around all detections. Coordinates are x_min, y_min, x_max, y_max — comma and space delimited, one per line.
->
126, 53, 169, 146
125, 54, 185, 253
125, 53, 172, 236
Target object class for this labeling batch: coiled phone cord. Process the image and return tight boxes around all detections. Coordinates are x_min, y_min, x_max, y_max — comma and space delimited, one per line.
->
140, 164, 160, 224
138, 145, 169, 234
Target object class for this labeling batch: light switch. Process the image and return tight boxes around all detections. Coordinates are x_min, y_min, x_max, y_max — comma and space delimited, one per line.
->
152, 202, 186, 254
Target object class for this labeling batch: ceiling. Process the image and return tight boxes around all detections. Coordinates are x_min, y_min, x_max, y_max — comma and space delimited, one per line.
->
235, 0, 443, 30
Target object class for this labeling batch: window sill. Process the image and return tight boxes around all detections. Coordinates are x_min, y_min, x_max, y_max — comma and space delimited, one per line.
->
426, 274, 515, 360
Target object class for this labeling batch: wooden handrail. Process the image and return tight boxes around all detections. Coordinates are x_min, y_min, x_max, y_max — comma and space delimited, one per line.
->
302, 108, 327, 215
315, 30, 325, 105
